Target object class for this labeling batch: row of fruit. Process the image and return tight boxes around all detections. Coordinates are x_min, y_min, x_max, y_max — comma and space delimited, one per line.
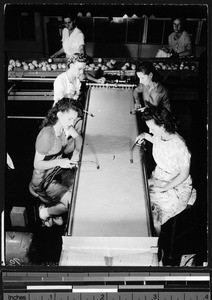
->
8, 58, 197, 72
85, 59, 137, 72
153, 61, 197, 71
8, 59, 67, 72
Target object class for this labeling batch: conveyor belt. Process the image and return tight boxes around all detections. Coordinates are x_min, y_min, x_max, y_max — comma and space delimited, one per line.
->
60, 85, 157, 266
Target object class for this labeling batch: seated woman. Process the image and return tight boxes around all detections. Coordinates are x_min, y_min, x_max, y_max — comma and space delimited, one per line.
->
53, 53, 105, 106
29, 98, 83, 227
133, 61, 171, 112
135, 106, 196, 235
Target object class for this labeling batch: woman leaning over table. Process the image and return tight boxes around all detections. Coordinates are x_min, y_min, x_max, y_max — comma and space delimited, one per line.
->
53, 53, 105, 106
133, 61, 171, 112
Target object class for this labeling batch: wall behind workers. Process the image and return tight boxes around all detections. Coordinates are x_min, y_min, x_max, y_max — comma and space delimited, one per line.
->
4, 9, 206, 60
6, 41, 206, 61
5, 13, 45, 60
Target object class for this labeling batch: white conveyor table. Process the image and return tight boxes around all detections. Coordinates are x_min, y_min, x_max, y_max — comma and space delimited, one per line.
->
60, 85, 158, 266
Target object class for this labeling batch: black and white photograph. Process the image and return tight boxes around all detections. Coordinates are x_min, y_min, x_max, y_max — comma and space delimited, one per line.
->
2, 1, 208, 268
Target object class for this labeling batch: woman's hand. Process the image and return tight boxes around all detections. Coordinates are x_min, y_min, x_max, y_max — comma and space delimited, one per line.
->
135, 133, 146, 145
135, 103, 142, 110
170, 51, 180, 60
137, 107, 146, 112
59, 158, 76, 169
161, 47, 169, 53
97, 77, 106, 84
50, 53, 57, 59
149, 185, 167, 193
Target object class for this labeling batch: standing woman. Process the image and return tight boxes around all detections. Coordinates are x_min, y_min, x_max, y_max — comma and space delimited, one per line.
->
161, 17, 192, 58
51, 14, 85, 59
168, 17, 192, 58
29, 98, 83, 227
133, 61, 171, 112
135, 107, 196, 235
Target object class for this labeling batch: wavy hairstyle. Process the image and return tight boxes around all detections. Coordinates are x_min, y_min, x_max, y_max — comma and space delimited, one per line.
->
141, 106, 179, 134
136, 61, 162, 83
40, 98, 82, 129
67, 53, 88, 67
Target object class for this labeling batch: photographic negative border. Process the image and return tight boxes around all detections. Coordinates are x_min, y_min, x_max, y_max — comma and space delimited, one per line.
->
0, 0, 211, 274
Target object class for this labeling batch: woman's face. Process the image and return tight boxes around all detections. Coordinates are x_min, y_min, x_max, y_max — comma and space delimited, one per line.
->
173, 19, 182, 33
73, 61, 86, 78
146, 119, 164, 137
64, 17, 75, 31
136, 71, 152, 86
58, 108, 78, 130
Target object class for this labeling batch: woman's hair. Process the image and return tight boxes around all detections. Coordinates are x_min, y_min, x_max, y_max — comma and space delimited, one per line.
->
63, 14, 76, 20
171, 17, 186, 29
136, 61, 161, 83
40, 98, 82, 129
63, 14, 77, 26
141, 106, 179, 133
67, 53, 88, 67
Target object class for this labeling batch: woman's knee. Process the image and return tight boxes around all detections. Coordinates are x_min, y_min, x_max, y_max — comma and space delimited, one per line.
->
60, 191, 72, 208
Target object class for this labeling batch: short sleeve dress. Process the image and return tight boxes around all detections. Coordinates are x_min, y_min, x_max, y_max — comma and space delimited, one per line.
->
29, 126, 76, 204
149, 133, 196, 225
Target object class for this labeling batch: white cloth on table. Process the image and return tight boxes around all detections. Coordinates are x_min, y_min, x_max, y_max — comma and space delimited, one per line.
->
149, 134, 196, 225
155, 49, 171, 58
62, 27, 85, 58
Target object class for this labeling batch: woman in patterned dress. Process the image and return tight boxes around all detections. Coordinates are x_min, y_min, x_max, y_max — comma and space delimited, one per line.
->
135, 106, 196, 235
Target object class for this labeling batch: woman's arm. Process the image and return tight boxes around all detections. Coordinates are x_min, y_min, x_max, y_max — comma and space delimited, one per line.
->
151, 165, 190, 192
50, 47, 64, 58
33, 151, 73, 170
178, 48, 192, 57
53, 79, 65, 105
66, 126, 83, 163
86, 73, 106, 84
135, 132, 153, 144
148, 92, 162, 107
133, 84, 143, 109
71, 135, 83, 163
178, 32, 192, 57
79, 44, 85, 55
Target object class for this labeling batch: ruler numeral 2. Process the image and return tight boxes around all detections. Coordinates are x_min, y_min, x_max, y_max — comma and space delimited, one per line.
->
99, 294, 104, 300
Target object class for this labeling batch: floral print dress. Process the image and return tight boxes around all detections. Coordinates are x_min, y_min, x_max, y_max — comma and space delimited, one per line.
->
149, 133, 196, 226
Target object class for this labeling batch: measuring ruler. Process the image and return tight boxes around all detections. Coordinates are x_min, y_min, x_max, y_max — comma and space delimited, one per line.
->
2, 272, 210, 300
